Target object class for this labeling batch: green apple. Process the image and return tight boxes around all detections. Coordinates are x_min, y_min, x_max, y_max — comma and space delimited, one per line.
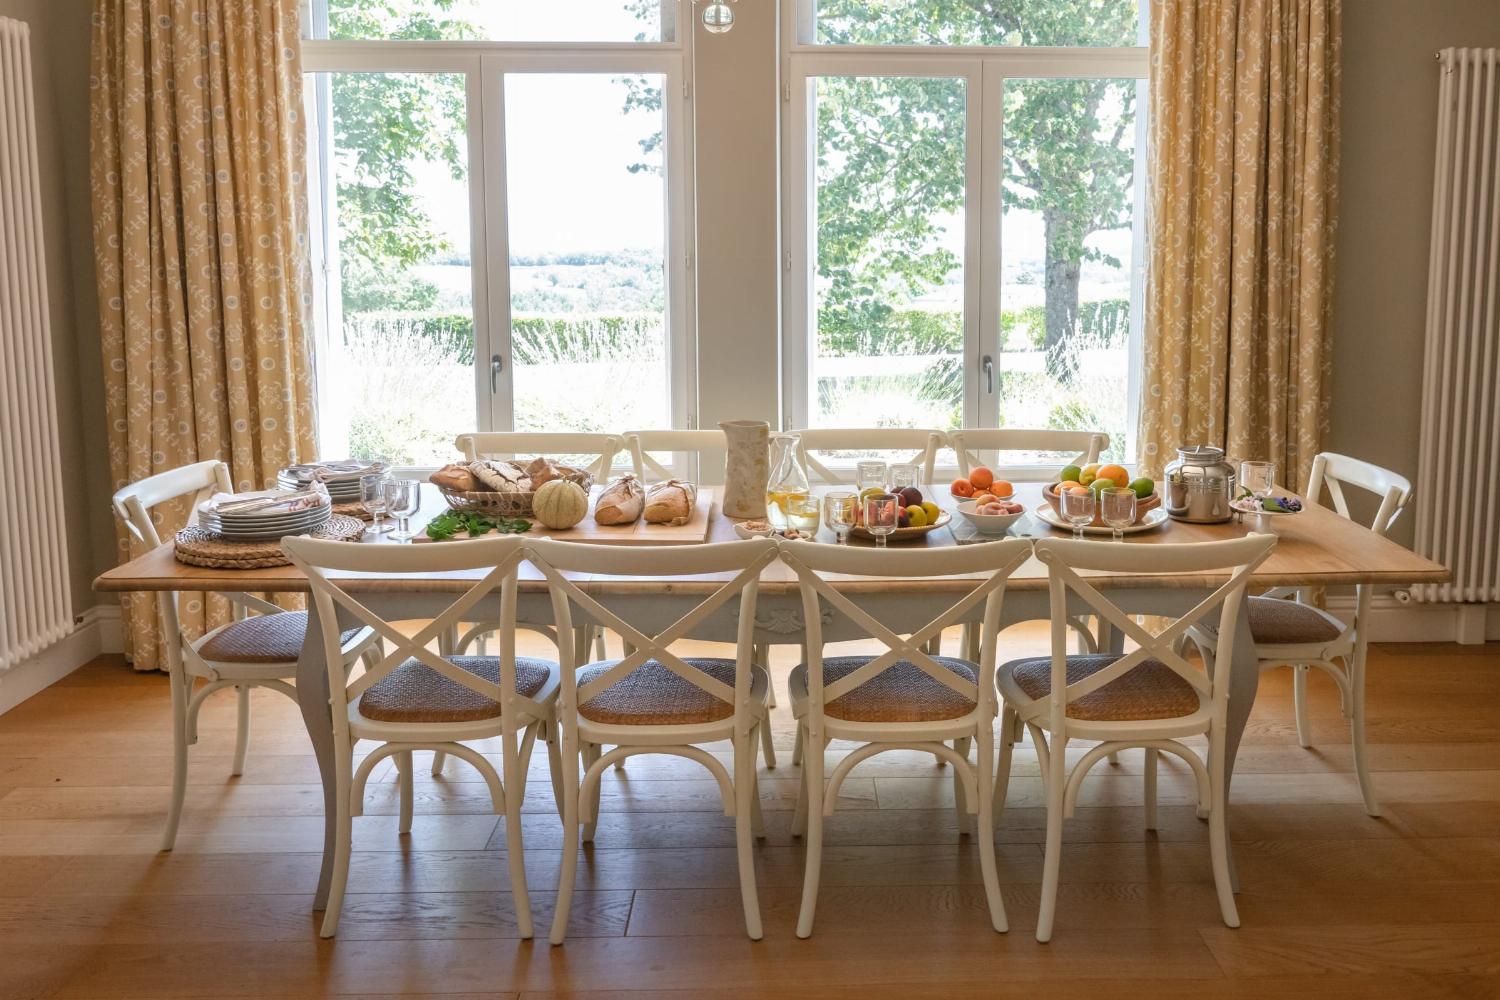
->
1128, 477, 1154, 499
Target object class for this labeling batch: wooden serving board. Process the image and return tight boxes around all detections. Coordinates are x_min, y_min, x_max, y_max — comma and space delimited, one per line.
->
549, 487, 716, 545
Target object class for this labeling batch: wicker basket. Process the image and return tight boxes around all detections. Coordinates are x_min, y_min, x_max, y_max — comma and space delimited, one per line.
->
439, 466, 594, 518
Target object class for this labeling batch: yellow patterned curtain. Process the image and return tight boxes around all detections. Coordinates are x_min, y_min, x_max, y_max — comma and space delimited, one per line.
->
91, 0, 317, 669
1139, 0, 1341, 489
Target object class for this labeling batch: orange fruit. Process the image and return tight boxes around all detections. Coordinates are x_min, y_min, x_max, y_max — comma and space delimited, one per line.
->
951, 478, 974, 497
990, 479, 1014, 498
1062, 482, 1090, 495
1096, 464, 1129, 488
968, 467, 995, 491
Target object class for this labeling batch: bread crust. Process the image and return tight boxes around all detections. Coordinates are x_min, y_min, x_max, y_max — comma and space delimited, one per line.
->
594, 475, 645, 525
643, 479, 698, 526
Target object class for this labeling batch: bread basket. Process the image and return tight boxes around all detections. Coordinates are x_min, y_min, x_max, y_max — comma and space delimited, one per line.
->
1042, 482, 1161, 527
439, 467, 594, 518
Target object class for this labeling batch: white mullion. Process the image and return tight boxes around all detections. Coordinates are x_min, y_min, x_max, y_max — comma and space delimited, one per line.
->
479, 56, 513, 432
1124, 72, 1150, 463
977, 60, 1004, 434
665, 52, 697, 436
783, 67, 814, 430
959, 58, 984, 431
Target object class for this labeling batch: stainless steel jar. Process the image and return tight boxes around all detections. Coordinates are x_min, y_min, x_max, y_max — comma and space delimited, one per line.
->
1165, 445, 1236, 523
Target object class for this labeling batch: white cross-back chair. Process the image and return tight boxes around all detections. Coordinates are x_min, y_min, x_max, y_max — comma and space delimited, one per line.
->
792, 427, 945, 486
624, 428, 727, 481
997, 534, 1277, 941
454, 431, 622, 480
111, 461, 380, 852
1187, 452, 1412, 817
948, 428, 1109, 478
283, 534, 561, 939
528, 536, 780, 945
781, 536, 1034, 937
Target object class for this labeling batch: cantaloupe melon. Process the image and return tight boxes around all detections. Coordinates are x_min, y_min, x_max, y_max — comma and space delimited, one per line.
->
533, 479, 588, 529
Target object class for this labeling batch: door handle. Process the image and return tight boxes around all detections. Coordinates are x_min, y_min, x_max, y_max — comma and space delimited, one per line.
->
490, 354, 503, 393
981, 354, 994, 395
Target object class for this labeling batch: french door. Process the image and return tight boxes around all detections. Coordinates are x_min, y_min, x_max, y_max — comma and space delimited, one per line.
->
305, 51, 693, 466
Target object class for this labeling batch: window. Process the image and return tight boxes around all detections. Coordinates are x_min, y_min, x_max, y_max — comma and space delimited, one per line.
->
783, 0, 1149, 464
304, 1, 692, 466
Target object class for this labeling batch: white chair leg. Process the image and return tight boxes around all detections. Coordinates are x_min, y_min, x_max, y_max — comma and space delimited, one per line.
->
545, 724, 565, 817
792, 730, 810, 837
795, 730, 825, 939
503, 728, 535, 940
1348, 656, 1381, 817
549, 728, 582, 946
1293, 664, 1312, 748
759, 718, 777, 769
975, 722, 1007, 933
734, 732, 764, 940
582, 742, 602, 843
1143, 747, 1158, 832
1107, 750, 1120, 766
1035, 731, 1066, 943
431, 751, 448, 775
231, 685, 251, 777
319, 746, 355, 938
396, 750, 414, 835
160, 664, 191, 852
750, 770, 767, 839
994, 706, 1017, 817
952, 737, 973, 837
1208, 736, 1240, 928
593, 626, 607, 661
791, 723, 805, 766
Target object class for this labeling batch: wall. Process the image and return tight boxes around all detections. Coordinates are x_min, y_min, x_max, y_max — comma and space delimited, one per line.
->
1329, 0, 1500, 547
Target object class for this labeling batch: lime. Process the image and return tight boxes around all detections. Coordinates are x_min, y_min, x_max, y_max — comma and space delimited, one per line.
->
1128, 477, 1154, 499
1059, 465, 1082, 483
905, 504, 928, 528
1089, 478, 1112, 495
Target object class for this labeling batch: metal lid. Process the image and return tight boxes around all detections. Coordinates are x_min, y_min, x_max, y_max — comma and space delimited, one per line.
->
1176, 444, 1225, 463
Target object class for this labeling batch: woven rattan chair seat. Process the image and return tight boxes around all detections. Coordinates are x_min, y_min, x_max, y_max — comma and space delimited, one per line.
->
197, 612, 361, 664
576, 658, 757, 726
791, 656, 980, 723
1245, 596, 1345, 645
359, 655, 554, 724
1004, 654, 1202, 722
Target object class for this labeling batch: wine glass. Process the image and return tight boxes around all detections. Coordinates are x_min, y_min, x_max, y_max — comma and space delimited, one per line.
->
856, 460, 888, 493
1060, 488, 1096, 541
1240, 460, 1277, 503
360, 472, 390, 533
864, 492, 899, 548
824, 491, 856, 545
383, 479, 421, 542
1100, 487, 1138, 543
889, 463, 918, 493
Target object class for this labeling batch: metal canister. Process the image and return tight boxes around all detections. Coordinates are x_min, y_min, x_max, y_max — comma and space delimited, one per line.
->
1165, 445, 1236, 523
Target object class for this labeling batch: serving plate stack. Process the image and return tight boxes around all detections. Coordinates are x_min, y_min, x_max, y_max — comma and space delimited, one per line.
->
278, 460, 385, 505
198, 492, 332, 541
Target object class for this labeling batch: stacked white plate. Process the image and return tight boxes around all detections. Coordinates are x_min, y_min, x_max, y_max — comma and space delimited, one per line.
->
198, 492, 332, 541
277, 460, 384, 504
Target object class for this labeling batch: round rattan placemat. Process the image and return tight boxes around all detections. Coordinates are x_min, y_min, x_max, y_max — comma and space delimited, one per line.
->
174, 514, 366, 569
333, 501, 373, 521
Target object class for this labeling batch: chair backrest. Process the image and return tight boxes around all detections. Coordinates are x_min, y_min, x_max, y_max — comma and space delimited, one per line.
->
779, 538, 1034, 731
1030, 535, 1277, 731
1306, 452, 1412, 537
948, 429, 1108, 477
454, 432, 622, 480
624, 429, 727, 481
792, 428, 945, 486
283, 534, 537, 743
525, 536, 780, 735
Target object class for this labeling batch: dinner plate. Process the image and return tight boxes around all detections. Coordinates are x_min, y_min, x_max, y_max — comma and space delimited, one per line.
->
1229, 497, 1300, 517
1032, 503, 1169, 536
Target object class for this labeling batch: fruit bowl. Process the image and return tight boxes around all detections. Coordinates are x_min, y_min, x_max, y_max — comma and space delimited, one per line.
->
849, 510, 951, 542
955, 500, 1025, 535
1043, 481, 1161, 528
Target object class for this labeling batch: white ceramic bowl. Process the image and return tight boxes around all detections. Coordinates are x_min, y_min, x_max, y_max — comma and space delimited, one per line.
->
955, 499, 1025, 535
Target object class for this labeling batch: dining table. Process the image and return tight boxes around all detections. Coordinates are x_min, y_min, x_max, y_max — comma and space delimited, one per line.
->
94, 480, 1449, 913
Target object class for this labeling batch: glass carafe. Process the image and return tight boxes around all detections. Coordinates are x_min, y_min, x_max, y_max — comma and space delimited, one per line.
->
765, 432, 811, 530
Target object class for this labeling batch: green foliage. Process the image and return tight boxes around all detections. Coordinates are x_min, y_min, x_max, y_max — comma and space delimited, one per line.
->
341, 311, 665, 367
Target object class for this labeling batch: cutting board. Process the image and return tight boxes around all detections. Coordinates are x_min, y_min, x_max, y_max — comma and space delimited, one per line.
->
547, 487, 716, 545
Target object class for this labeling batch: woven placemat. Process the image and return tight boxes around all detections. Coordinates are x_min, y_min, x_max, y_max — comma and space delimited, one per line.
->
175, 514, 366, 569
333, 501, 373, 521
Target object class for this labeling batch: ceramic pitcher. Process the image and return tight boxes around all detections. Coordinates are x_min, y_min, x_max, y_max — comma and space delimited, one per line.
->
719, 420, 770, 518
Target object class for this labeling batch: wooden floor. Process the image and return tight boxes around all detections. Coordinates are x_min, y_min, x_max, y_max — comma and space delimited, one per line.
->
2, 628, 1499, 999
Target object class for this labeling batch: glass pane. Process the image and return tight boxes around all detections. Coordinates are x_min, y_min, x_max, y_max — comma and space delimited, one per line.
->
315, 71, 475, 466
999, 77, 1142, 463
812, 0, 1142, 47
811, 75, 967, 430
504, 73, 671, 435
322, 0, 677, 43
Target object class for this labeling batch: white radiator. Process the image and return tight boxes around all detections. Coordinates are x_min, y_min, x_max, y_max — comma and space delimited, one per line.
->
1416, 48, 1500, 604
0, 17, 72, 669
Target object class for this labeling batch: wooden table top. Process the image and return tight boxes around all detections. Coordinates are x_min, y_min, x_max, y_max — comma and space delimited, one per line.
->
93, 481, 1447, 596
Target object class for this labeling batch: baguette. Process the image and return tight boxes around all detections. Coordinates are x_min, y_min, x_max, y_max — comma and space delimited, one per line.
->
643, 479, 698, 526
593, 475, 645, 525
430, 463, 479, 492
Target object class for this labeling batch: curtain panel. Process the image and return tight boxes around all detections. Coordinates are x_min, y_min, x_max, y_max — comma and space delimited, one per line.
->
91, 0, 317, 669
1139, 0, 1342, 489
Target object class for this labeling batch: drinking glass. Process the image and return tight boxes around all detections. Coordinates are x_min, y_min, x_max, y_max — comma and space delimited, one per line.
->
1100, 487, 1138, 543
1060, 488, 1096, 541
1240, 460, 1276, 502
383, 479, 421, 542
864, 492, 899, 548
824, 491, 856, 545
856, 460, 888, 493
787, 495, 822, 535
360, 472, 390, 533
889, 463, 918, 493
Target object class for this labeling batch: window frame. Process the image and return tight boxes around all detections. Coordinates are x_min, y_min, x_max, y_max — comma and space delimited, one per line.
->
779, 0, 1150, 472
302, 10, 697, 466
